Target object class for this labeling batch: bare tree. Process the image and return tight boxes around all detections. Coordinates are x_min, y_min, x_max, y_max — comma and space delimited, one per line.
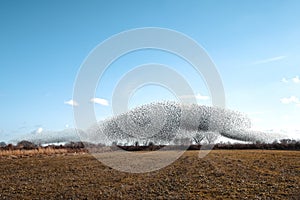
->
205, 132, 219, 144
193, 132, 205, 145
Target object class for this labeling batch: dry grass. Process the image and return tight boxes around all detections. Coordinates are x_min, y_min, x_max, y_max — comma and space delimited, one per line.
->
0, 150, 299, 199
0, 147, 69, 157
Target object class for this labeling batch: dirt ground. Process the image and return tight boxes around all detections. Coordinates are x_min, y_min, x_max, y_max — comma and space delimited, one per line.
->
0, 150, 299, 199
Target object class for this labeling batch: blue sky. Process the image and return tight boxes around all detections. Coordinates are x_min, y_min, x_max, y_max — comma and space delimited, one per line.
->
1, 0, 300, 141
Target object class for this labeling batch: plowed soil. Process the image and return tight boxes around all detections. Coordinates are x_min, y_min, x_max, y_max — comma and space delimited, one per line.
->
0, 150, 299, 199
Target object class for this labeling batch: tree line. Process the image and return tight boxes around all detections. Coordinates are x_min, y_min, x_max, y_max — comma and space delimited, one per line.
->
0, 138, 299, 151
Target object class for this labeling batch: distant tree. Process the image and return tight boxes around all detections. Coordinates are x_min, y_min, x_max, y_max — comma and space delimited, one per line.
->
17, 140, 37, 150
148, 141, 154, 146
193, 132, 205, 145
0, 141, 6, 147
290, 139, 297, 144
272, 139, 279, 144
65, 141, 84, 149
205, 132, 219, 144
280, 139, 292, 144
7, 144, 14, 150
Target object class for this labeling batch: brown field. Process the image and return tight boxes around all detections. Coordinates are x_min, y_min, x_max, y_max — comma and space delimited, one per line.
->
0, 150, 299, 199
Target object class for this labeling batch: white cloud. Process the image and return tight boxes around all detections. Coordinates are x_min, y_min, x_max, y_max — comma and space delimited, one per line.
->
281, 75, 300, 84
180, 93, 210, 101
195, 93, 210, 100
90, 98, 109, 106
36, 127, 43, 134
292, 76, 300, 83
253, 56, 286, 65
280, 96, 300, 107
64, 99, 78, 107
